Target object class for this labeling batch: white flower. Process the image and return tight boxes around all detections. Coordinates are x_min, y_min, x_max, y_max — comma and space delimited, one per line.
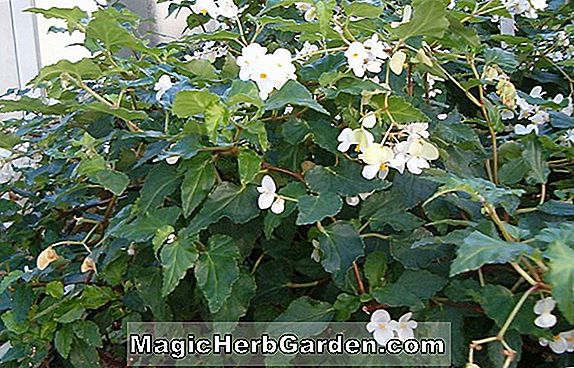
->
390, 51, 407, 75
337, 128, 374, 153
295, 2, 317, 21
403, 123, 430, 141
311, 239, 321, 262
514, 123, 539, 135
191, 0, 220, 18
390, 5, 412, 28
295, 42, 319, 62
529, 110, 549, 125
563, 129, 574, 144
545, 330, 574, 353
217, 0, 239, 18
237, 43, 268, 81
531, 0, 548, 10
405, 139, 440, 175
364, 34, 390, 61
362, 113, 377, 129
154, 75, 174, 102
534, 297, 558, 328
366, 309, 396, 346
238, 45, 296, 100
437, 114, 448, 121
393, 312, 418, 341
529, 85, 545, 99
345, 42, 368, 78
165, 156, 180, 165
345, 192, 373, 206
257, 175, 285, 214
359, 143, 394, 180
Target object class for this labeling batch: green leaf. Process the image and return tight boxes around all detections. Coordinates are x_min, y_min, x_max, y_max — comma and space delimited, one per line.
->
55, 305, 85, 323
138, 164, 181, 214
272, 296, 335, 323
265, 80, 329, 114
539, 200, 574, 216
27, 7, 87, 32
187, 182, 259, 234
450, 231, 532, 276
172, 90, 220, 117
333, 293, 361, 321
522, 140, 549, 184
184, 59, 219, 80
393, 0, 449, 40
296, 192, 343, 225
46, 281, 64, 299
318, 222, 364, 279
0, 96, 69, 115
0, 270, 23, 294
305, 161, 389, 196
161, 238, 199, 297
114, 207, 181, 242
546, 240, 574, 323
212, 272, 256, 332
224, 80, 264, 108
372, 284, 425, 310
342, 0, 383, 18
54, 325, 74, 359
69, 339, 101, 368
484, 47, 519, 73
79, 285, 116, 309
371, 96, 430, 124
86, 9, 146, 52
181, 153, 216, 217
82, 102, 148, 121
92, 170, 129, 196
238, 149, 262, 186
364, 251, 387, 290
33, 58, 101, 83
394, 270, 447, 300
194, 235, 241, 313
73, 320, 103, 348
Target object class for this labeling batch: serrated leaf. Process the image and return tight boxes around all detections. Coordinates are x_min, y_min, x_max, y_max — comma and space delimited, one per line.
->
224, 80, 264, 108
450, 231, 532, 276
181, 153, 216, 217
28, 7, 87, 32
187, 182, 259, 234
318, 222, 364, 280
342, 0, 383, 18
305, 161, 389, 196
393, 0, 449, 40
272, 296, 334, 324
69, 339, 101, 368
0, 270, 23, 294
54, 325, 74, 359
172, 90, 220, 117
86, 9, 146, 52
238, 149, 262, 186
296, 192, 343, 225
92, 170, 129, 196
370, 96, 430, 124
195, 235, 240, 313
138, 164, 181, 214
73, 320, 103, 348
82, 102, 148, 121
33, 58, 101, 83
364, 252, 387, 290
212, 272, 256, 333
161, 238, 199, 297
546, 240, 574, 323
115, 207, 181, 242
522, 140, 549, 185
265, 80, 329, 114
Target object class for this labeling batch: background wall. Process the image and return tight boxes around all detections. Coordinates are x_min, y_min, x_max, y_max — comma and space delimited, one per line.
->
0, 0, 189, 94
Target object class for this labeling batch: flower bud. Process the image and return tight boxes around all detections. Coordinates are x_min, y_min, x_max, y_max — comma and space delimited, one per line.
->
81, 256, 97, 273
36, 246, 59, 270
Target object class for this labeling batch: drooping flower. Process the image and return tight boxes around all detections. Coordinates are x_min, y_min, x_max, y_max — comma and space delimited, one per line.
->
534, 297, 558, 328
359, 143, 394, 180
37, 246, 59, 270
514, 123, 539, 136
337, 128, 374, 153
257, 175, 285, 214
361, 112, 377, 129
390, 5, 412, 28
391, 312, 418, 341
539, 334, 569, 354
154, 75, 174, 102
390, 50, 407, 75
295, 2, 317, 21
311, 239, 321, 262
345, 192, 373, 207
81, 256, 97, 273
366, 309, 397, 346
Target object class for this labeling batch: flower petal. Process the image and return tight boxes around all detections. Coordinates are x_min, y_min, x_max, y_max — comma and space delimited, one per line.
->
373, 328, 395, 346
535, 313, 557, 329
258, 192, 275, 210
271, 197, 285, 214
370, 309, 391, 323
261, 175, 276, 193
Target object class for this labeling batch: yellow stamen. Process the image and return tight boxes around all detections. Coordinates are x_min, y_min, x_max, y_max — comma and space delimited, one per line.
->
379, 163, 388, 171
354, 145, 361, 153
260, 73, 267, 79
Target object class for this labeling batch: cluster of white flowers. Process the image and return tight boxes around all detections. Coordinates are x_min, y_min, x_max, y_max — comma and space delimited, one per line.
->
188, 41, 228, 63
237, 43, 297, 100
503, 85, 573, 136
546, 31, 574, 63
532, 297, 574, 354
344, 34, 391, 78
0, 144, 41, 184
366, 309, 418, 346
338, 121, 439, 180
191, 0, 239, 19
502, 0, 548, 18
257, 175, 285, 214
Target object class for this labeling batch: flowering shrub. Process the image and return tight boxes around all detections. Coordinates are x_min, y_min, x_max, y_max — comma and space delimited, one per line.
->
1, 0, 574, 366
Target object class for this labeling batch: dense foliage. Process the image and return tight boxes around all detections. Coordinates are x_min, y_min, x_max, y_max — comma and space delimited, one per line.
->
1, 0, 574, 366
